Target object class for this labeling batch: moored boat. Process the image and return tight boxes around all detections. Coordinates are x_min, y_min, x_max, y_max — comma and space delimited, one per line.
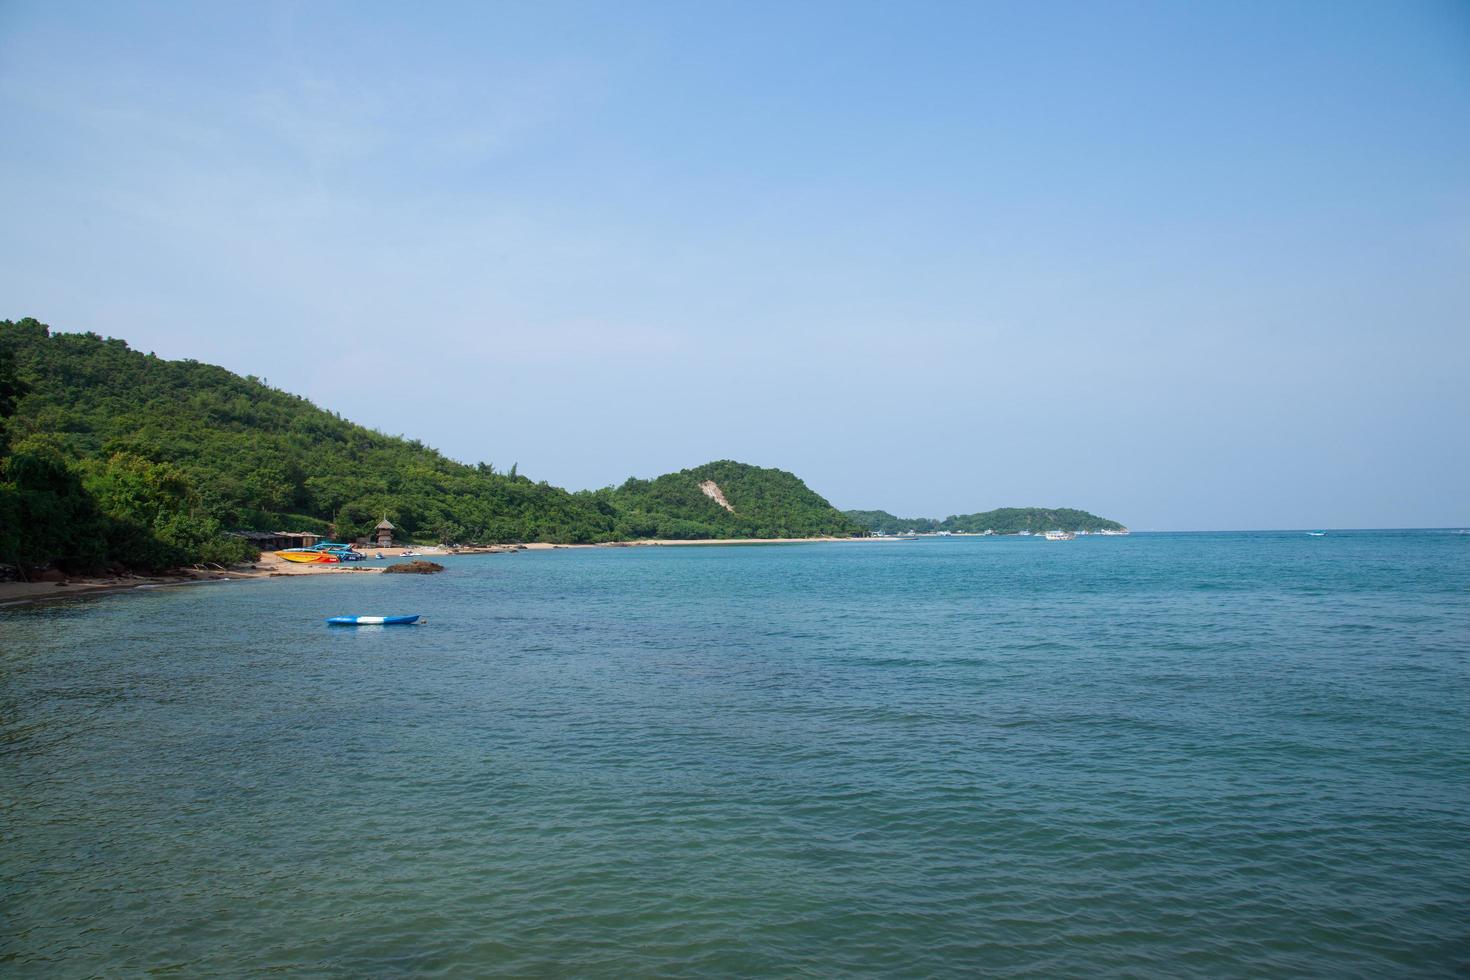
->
277, 549, 341, 563
1043, 530, 1077, 541
277, 541, 368, 562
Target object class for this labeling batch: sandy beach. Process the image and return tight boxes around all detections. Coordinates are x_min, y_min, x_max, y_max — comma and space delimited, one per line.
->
0, 550, 391, 608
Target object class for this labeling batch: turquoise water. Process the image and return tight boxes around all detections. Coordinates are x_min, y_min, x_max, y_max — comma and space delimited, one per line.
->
3, 532, 1468, 976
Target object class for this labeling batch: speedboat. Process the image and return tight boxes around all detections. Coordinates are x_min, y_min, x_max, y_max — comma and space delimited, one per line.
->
307, 542, 367, 561
277, 549, 340, 564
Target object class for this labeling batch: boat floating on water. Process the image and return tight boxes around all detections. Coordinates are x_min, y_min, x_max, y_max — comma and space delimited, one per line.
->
326, 615, 423, 626
1043, 530, 1078, 541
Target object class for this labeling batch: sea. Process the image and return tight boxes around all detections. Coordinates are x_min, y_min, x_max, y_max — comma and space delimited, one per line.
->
3, 531, 1468, 976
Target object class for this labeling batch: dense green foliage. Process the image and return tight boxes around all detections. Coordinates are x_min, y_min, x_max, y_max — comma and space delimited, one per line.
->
0, 433, 256, 573
0, 319, 858, 571
842, 510, 940, 534
601, 461, 860, 539
0, 319, 620, 551
941, 507, 1126, 534
2, 325, 261, 572
845, 507, 1126, 535
0, 346, 22, 455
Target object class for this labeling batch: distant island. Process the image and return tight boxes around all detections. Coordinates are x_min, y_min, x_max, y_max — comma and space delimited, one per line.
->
845, 508, 1127, 536
0, 318, 1122, 575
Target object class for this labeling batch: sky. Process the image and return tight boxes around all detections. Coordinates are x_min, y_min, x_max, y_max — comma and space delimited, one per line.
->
2, 1, 1467, 530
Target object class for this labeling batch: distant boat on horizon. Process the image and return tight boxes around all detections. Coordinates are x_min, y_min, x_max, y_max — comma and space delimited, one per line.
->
1307, 531, 1327, 537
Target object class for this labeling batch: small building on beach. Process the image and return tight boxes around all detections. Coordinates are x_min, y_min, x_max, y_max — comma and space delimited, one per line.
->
281, 532, 321, 549
229, 530, 322, 551
375, 518, 396, 549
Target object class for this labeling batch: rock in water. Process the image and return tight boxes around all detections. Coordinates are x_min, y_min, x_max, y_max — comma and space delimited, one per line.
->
384, 560, 446, 575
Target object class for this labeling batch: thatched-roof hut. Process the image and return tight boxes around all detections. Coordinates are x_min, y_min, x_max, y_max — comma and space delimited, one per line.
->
375, 518, 396, 548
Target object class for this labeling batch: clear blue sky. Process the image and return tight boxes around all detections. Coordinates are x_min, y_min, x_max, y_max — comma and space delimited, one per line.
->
2, 1, 1467, 529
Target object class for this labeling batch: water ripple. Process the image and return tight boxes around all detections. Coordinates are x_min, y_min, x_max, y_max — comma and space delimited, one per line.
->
3, 532, 1469, 976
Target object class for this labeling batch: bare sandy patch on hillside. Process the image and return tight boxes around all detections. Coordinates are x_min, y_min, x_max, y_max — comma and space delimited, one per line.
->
699, 480, 735, 513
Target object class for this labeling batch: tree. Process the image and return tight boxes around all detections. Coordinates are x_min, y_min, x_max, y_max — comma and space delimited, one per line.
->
0, 346, 27, 455
0, 436, 108, 572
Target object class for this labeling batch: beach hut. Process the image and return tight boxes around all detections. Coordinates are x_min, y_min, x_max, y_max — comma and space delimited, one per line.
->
375, 518, 396, 548
229, 530, 321, 551
231, 530, 289, 551
278, 532, 321, 549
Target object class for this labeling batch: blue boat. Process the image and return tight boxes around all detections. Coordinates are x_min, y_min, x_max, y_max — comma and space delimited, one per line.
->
326, 615, 422, 626
310, 541, 367, 561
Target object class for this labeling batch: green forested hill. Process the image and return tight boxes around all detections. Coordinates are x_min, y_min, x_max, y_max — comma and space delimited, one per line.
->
844, 506, 1125, 534
602, 461, 859, 539
941, 507, 1125, 533
0, 318, 856, 571
841, 510, 939, 535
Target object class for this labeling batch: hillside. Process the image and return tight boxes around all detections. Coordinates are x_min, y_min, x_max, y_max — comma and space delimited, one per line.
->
941, 507, 1126, 534
0, 318, 857, 571
603, 461, 859, 539
842, 510, 939, 535
845, 506, 1126, 535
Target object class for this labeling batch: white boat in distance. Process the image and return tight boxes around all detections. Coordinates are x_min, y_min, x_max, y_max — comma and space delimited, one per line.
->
1043, 530, 1077, 541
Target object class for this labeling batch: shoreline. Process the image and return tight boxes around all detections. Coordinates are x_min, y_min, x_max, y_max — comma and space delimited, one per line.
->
521, 535, 909, 549
0, 551, 388, 609
0, 536, 904, 609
